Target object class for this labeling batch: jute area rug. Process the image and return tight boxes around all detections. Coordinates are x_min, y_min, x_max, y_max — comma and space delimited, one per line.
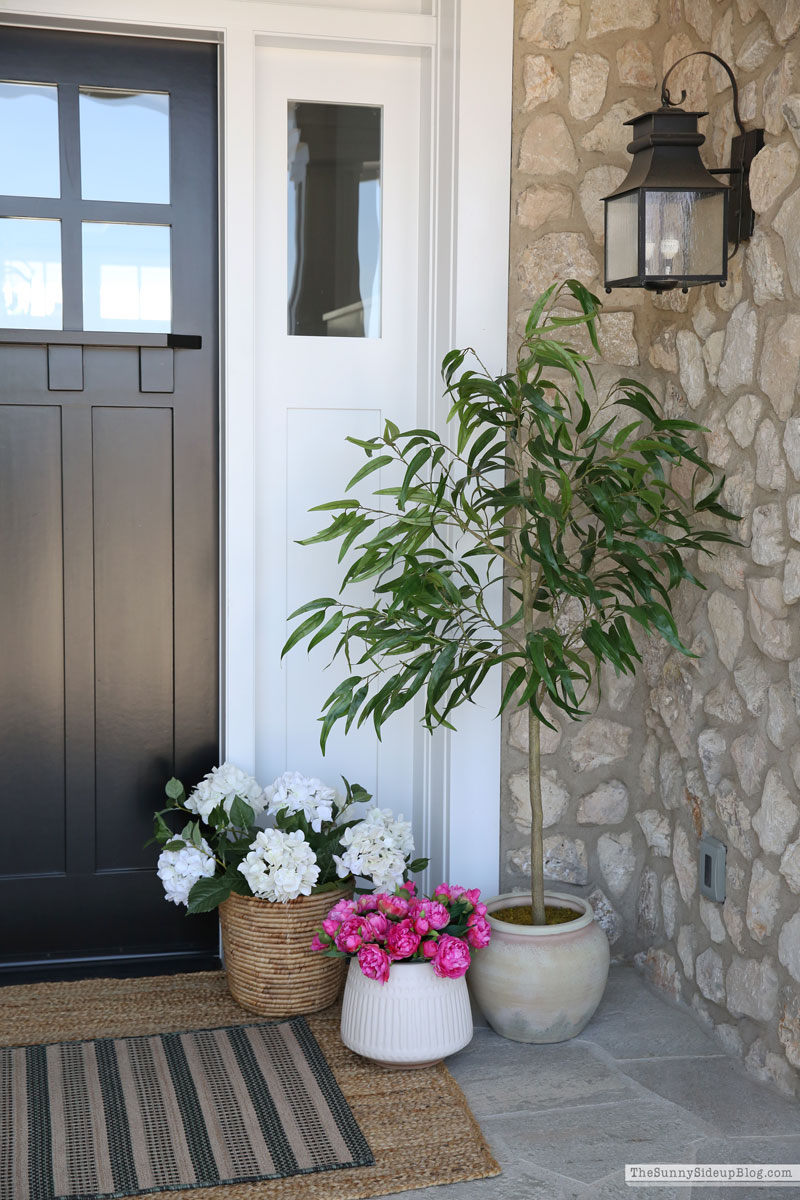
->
0, 971, 501, 1200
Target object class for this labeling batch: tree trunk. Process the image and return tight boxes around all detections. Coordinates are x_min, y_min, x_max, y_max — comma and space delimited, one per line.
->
528, 706, 546, 925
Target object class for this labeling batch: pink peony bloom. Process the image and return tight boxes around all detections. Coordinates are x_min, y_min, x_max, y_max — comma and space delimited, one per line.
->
433, 934, 471, 979
466, 914, 491, 949
399, 880, 416, 899
363, 910, 390, 940
310, 932, 327, 952
464, 888, 481, 906
327, 897, 356, 925
473, 902, 487, 917
335, 915, 367, 954
433, 883, 465, 903
321, 918, 340, 937
358, 943, 391, 984
422, 938, 438, 959
355, 894, 379, 913
426, 901, 450, 930
379, 893, 409, 918
386, 918, 421, 960
408, 900, 431, 934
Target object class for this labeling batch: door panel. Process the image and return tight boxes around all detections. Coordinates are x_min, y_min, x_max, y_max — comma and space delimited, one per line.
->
285, 406, 384, 791
93, 406, 175, 874
0, 28, 219, 974
0, 404, 66, 878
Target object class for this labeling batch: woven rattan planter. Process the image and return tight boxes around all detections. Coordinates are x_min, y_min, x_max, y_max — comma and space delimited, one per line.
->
219, 884, 353, 1017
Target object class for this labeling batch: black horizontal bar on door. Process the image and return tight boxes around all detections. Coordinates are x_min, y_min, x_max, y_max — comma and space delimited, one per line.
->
0, 329, 201, 348
0, 196, 173, 222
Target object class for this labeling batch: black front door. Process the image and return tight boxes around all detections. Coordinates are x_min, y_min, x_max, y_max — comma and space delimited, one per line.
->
0, 27, 219, 976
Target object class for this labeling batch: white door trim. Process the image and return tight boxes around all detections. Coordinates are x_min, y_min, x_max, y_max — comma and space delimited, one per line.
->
3, 0, 513, 895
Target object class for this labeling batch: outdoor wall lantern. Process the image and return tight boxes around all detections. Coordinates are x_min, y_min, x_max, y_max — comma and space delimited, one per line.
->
603, 51, 764, 294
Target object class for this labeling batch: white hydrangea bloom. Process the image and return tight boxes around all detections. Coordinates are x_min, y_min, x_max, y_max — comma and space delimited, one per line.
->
238, 827, 320, 902
265, 771, 336, 833
157, 838, 216, 907
185, 762, 266, 823
333, 807, 414, 891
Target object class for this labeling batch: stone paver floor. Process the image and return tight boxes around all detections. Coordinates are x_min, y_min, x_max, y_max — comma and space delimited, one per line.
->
393, 964, 800, 1200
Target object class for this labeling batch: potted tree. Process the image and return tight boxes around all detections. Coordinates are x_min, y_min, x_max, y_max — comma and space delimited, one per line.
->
283, 280, 735, 1042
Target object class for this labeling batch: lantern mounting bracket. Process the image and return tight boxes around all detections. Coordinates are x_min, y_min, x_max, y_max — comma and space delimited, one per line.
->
660, 50, 764, 256
661, 51, 745, 136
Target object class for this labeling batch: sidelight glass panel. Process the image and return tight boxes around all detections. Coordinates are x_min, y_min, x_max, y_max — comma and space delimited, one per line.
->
80, 89, 170, 204
0, 82, 60, 198
0, 217, 62, 329
82, 222, 171, 332
288, 101, 382, 338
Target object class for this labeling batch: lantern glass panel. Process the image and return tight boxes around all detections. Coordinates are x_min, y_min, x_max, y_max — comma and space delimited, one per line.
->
605, 193, 639, 281
644, 189, 725, 278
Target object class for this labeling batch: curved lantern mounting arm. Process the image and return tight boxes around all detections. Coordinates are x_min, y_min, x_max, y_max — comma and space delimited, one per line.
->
660, 50, 746, 137
660, 50, 760, 259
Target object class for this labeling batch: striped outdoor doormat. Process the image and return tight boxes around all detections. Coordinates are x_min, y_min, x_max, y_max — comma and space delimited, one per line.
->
1, 1017, 373, 1200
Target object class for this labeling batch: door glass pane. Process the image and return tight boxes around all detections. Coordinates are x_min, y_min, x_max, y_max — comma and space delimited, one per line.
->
0, 217, 62, 329
82, 222, 171, 332
0, 82, 60, 198
80, 89, 170, 204
288, 102, 381, 338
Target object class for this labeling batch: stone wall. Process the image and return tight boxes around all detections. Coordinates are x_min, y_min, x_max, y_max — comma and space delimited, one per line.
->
504, 0, 800, 1096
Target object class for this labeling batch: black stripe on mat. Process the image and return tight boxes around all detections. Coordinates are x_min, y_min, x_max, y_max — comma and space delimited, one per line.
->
288, 1018, 374, 1168
94, 1038, 138, 1197
0, 1050, 13, 1200
26, 1044, 53, 1200
225, 1025, 298, 1177
159, 1032, 218, 1184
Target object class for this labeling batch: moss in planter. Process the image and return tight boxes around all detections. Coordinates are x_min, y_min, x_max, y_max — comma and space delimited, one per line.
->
492, 904, 578, 926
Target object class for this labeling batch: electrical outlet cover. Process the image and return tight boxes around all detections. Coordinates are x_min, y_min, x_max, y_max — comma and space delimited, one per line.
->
698, 834, 726, 902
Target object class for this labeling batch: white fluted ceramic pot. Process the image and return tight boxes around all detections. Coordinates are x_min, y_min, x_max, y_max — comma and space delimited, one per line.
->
468, 891, 610, 1044
340, 958, 474, 1068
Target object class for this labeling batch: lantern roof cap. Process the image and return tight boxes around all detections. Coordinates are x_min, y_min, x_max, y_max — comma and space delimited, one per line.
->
623, 106, 708, 124
602, 103, 727, 199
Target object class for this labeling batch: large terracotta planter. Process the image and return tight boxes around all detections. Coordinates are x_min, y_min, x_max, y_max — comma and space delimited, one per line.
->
219, 884, 352, 1017
340, 958, 474, 1068
468, 890, 609, 1044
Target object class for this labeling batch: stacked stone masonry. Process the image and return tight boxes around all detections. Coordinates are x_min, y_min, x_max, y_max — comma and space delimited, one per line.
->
504, 0, 800, 1099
